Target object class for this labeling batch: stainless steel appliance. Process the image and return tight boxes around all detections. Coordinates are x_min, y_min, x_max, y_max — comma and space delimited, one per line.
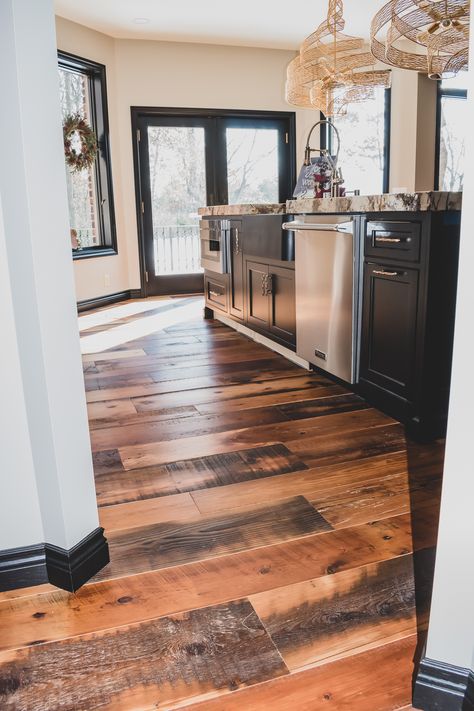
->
200, 219, 229, 273
283, 216, 358, 383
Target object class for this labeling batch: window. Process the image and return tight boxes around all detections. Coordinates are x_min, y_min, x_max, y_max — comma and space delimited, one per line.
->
58, 51, 117, 258
322, 87, 391, 195
436, 75, 468, 191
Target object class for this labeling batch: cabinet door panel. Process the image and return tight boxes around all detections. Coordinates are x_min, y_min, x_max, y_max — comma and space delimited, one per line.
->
204, 273, 229, 314
269, 266, 296, 346
228, 221, 244, 320
246, 260, 269, 329
360, 263, 419, 401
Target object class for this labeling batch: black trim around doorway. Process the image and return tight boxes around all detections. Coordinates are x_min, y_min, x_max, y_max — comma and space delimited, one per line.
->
131, 107, 297, 297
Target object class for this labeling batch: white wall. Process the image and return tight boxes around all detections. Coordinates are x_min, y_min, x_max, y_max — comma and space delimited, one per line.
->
0, 0, 100, 552
424, 55, 474, 671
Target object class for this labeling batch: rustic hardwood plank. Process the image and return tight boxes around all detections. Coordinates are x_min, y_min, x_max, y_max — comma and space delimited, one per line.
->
87, 399, 137, 422
95, 444, 308, 507
93, 496, 332, 583
99, 492, 202, 533
92, 449, 124, 476
90, 405, 291, 452
185, 634, 418, 711
82, 348, 146, 363
0, 600, 288, 711
86, 370, 318, 404
195, 385, 345, 414
287, 422, 408, 468
0, 513, 430, 653
119, 408, 394, 469
250, 548, 435, 671
277, 393, 369, 420
189, 450, 434, 516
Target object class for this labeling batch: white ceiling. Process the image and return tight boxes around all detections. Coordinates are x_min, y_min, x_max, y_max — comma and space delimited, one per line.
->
54, 0, 383, 50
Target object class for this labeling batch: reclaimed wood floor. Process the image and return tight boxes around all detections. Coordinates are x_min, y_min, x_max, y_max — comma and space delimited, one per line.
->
0, 296, 442, 710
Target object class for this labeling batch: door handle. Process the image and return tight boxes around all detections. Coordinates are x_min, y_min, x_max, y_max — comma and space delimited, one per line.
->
234, 227, 240, 254
265, 273, 273, 296
373, 269, 400, 277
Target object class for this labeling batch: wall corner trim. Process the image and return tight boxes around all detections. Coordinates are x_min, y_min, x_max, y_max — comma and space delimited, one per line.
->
414, 656, 474, 711
0, 528, 109, 593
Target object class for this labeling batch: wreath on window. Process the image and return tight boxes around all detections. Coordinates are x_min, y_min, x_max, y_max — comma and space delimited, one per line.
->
63, 113, 98, 172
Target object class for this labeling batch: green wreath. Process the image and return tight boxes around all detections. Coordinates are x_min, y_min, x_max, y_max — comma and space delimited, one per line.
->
63, 113, 98, 172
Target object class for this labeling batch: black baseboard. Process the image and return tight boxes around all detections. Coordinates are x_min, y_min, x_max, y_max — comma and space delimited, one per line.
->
0, 544, 48, 592
414, 656, 474, 711
77, 288, 143, 313
0, 528, 109, 594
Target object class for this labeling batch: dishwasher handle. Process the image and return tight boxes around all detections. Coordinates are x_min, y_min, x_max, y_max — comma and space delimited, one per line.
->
282, 221, 353, 233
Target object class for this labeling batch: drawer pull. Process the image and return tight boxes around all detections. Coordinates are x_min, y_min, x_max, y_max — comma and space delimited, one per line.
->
209, 289, 222, 298
373, 269, 399, 277
375, 236, 404, 243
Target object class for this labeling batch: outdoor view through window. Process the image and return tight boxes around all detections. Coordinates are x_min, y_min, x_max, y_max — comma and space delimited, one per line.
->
59, 66, 99, 249
332, 86, 387, 195
438, 75, 467, 191
226, 128, 279, 204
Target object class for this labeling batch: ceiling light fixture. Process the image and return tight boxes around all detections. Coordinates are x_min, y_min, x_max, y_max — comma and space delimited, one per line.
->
371, 0, 470, 80
133, 17, 150, 25
286, 0, 391, 116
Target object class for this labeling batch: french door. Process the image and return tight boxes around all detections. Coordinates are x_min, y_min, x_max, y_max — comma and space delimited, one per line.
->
132, 108, 295, 296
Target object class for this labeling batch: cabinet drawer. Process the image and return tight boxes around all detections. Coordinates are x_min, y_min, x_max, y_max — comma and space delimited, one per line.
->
204, 274, 228, 313
365, 220, 421, 263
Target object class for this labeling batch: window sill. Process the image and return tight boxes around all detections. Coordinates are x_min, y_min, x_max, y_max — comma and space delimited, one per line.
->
72, 247, 118, 260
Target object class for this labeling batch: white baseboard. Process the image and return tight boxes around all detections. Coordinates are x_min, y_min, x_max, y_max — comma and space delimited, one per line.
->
214, 313, 311, 371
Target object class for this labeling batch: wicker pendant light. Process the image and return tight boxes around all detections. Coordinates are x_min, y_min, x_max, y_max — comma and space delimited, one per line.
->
286, 0, 391, 116
371, 0, 470, 80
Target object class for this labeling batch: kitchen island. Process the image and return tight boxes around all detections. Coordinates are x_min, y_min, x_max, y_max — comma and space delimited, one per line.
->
199, 192, 462, 438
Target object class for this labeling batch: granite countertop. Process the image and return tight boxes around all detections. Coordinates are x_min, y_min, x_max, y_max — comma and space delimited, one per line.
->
287, 191, 462, 214
198, 203, 286, 217
199, 192, 462, 217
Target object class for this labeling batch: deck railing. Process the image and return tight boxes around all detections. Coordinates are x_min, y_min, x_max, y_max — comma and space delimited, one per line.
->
153, 224, 202, 275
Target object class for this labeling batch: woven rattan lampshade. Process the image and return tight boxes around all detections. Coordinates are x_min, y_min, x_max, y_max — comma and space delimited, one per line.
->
371, 0, 470, 79
286, 0, 391, 115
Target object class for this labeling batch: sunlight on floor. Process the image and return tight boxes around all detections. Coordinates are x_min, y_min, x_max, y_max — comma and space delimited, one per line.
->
78, 298, 178, 333
80, 297, 203, 354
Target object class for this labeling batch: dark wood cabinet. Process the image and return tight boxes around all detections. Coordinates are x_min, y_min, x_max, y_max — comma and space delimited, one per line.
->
358, 211, 460, 438
268, 265, 296, 346
245, 259, 296, 348
227, 220, 245, 320
360, 263, 420, 403
204, 272, 229, 314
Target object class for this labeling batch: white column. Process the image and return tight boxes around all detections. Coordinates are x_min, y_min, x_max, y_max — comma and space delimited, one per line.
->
0, 196, 44, 551
424, 57, 474, 669
0, 0, 100, 551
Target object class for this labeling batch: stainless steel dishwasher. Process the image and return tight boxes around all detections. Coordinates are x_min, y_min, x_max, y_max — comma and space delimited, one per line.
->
283, 215, 359, 384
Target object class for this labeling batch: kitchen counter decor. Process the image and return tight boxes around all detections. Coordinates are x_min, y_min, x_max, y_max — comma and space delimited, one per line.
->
371, 0, 470, 80
286, 0, 391, 115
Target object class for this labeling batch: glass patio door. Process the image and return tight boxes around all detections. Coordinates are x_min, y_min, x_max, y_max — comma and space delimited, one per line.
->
134, 111, 294, 296
137, 117, 212, 296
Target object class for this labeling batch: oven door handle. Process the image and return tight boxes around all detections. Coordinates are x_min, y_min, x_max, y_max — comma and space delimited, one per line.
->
282, 221, 353, 233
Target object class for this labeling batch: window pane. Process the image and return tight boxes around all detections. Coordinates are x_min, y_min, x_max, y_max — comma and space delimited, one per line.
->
439, 95, 467, 191
58, 67, 100, 249
226, 128, 279, 204
147, 126, 206, 276
331, 87, 387, 195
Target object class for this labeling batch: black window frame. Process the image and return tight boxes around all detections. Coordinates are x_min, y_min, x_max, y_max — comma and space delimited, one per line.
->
320, 87, 392, 194
435, 82, 467, 191
58, 50, 118, 259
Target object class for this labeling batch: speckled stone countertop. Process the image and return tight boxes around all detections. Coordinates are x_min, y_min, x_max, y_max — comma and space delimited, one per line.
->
199, 192, 462, 217
199, 203, 286, 217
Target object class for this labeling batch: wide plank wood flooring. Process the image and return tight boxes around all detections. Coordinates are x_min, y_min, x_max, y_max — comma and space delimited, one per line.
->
0, 295, 442, 710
